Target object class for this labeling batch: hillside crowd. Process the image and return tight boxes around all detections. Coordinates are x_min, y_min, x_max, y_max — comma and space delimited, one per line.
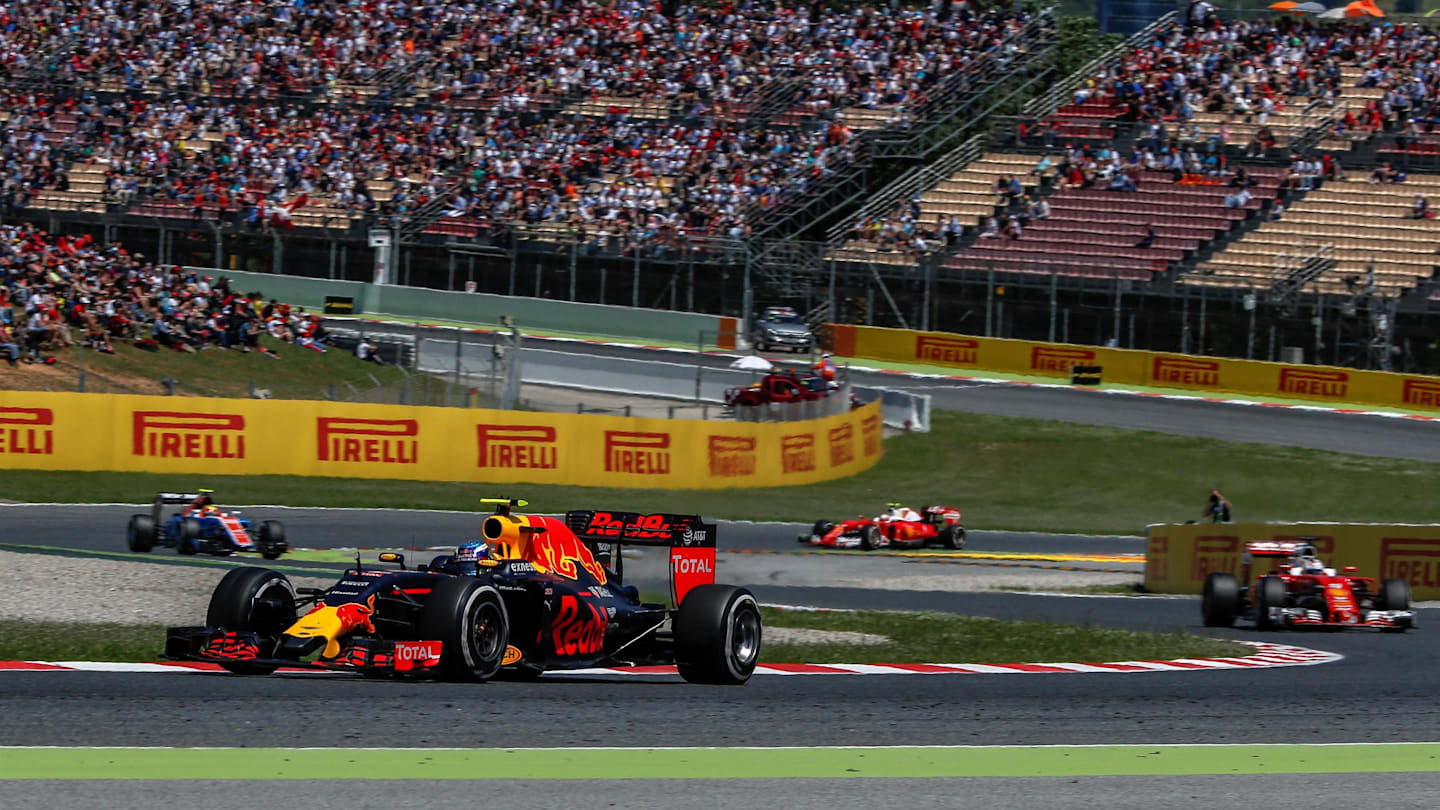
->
0, 223, 326, 367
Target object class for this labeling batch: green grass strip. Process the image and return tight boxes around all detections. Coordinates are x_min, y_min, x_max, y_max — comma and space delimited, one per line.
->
3, 744, 1439, 779
0, 543, 329, 578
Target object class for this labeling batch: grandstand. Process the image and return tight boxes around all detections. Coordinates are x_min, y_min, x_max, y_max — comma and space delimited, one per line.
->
3, 5, 1440, 375
1190, 176, 1440, 296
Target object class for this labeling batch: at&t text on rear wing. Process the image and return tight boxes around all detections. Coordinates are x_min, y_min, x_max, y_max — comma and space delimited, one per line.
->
565, 510, 717, 607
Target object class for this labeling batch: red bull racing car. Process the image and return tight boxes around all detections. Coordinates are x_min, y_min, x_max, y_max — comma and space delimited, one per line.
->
166, 499, 762, 683
799, 503, 965, 550
127, 491, 287, 559
1202, 541, 1415, 632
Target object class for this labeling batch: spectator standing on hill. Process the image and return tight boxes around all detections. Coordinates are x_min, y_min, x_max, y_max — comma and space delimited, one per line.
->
1204, 489, 1233, 523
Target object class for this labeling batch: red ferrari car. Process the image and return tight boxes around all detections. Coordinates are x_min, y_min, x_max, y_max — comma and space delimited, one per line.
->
1202, 541, 1415, 632
798, 503, 965, 550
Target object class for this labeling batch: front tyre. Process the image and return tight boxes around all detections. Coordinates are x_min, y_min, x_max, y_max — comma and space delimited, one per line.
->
1201, 573, 1239, 627
418, 579, 510, 682
258, 520, 287, 560
675, 585, 762, 685
206, 567, 298, 675
1379, 578, 1411, 611
860, 525, 882, 551
127, 515, 155, 553
1379, 578, 1412, 633
1255, 575, 1287, 631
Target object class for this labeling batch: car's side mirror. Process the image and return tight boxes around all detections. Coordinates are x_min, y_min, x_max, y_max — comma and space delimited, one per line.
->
1342, 566, 1358, 573
378, 552, 406, 569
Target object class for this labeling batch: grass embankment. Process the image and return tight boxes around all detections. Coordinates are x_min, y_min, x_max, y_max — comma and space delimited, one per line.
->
0, 609, 1244, 665
3, 410, 1437, 533
1, 334, 480, 406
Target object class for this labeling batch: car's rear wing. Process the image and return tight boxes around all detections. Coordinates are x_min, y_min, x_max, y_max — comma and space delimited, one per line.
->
565, 510, 717, 606
1245, 540, 1316, 558
151, 491, 212, 524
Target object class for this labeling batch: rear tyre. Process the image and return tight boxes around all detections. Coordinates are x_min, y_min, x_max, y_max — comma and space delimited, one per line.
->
941, 525, 966, 550
258, 520, 287, 560
1201, 573, 1239, 627
127, 515, 155, 553
206, 567, 298, 675
418, 578, 510, 682
177, 517, 202, 555
675, 585, 762, 685
860, 525, 881, 551
1255, 575, 1287, 631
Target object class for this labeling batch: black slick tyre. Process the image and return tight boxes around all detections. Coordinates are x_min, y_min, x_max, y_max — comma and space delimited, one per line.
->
206, 567, 298, 675
418, 578, 510, 682
674, 585, 762, 685
805, 520, 833, 544
860, 525, 881, 551
258, 520, 287, 559
1201, 573, 1239, 627
941, 525, 966, 550
1255, 575, 1287, 631
127, 515, 155, 553
177, 517, 202, 555
1379, 578, 1411, 611
1379, 578, 1411, 633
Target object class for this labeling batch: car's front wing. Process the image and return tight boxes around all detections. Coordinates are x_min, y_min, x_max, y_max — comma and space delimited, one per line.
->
164, 626, 443, 672
1265, 608, 1417, 630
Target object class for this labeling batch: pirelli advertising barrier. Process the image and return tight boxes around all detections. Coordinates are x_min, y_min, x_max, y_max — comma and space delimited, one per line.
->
0, 392, 882, 489
827, 324, 1440, 411
1145, 522, 1440, 600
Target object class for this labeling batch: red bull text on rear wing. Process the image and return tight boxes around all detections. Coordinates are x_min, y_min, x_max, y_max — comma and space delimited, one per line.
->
565, 510, 718, 607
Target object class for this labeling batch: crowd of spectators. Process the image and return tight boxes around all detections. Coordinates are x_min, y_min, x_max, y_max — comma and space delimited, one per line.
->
1060, 17, 1440, 149
0, 222, 327, 367
1, 0, 1032, 119
0, 1, 1042, 249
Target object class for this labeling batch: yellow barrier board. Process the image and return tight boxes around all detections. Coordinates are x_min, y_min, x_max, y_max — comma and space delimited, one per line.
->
1145, 522, 1440, 600
829, 324, 1440, 409
0, 392, 883, 489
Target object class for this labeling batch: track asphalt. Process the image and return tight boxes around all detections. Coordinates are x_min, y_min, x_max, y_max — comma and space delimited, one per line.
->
3, 351, 1437, 803
0, 506, 1434, 750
